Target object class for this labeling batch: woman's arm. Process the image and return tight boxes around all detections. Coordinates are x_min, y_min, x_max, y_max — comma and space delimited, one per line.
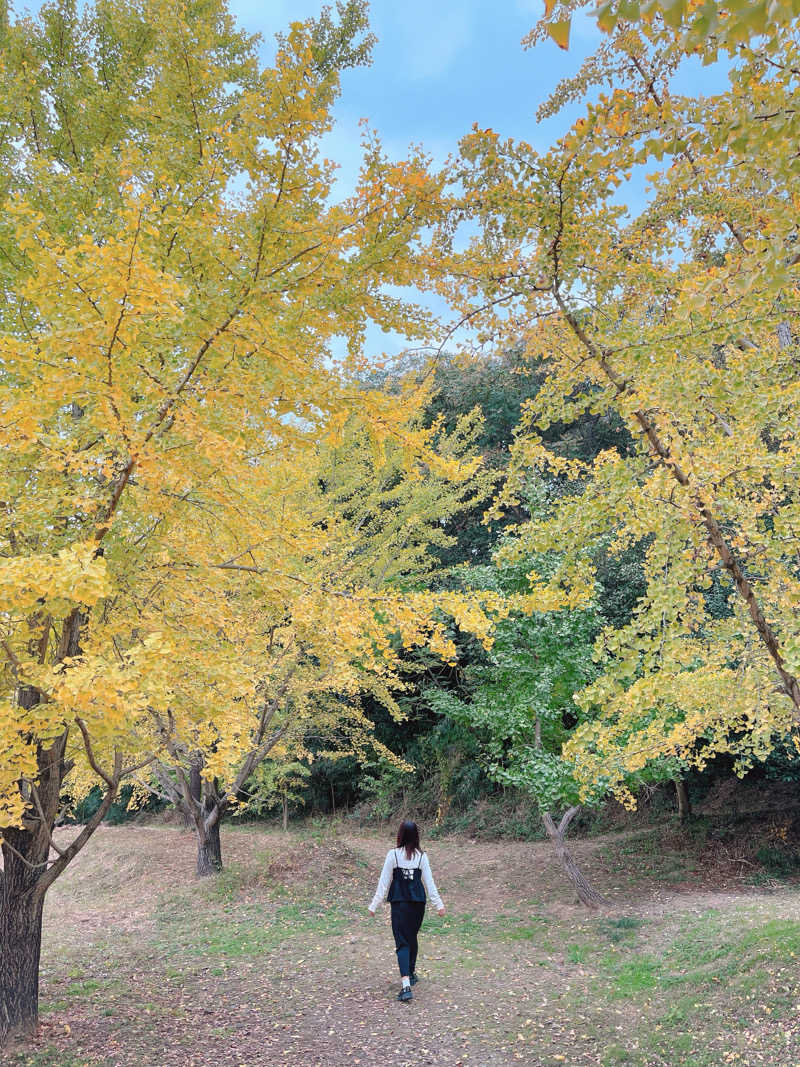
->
420, 853, 444, 912
368, 851, 394, 913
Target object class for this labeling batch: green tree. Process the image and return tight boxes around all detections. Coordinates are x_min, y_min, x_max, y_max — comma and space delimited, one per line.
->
239, 755, 312, 831
427, 548, 609, 904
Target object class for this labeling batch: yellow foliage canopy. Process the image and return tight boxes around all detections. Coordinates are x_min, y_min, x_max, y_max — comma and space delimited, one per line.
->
0, 0, 496, 835
440, 14, 800, 797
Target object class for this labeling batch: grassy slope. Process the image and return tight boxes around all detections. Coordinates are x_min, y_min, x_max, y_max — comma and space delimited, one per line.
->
5, 822, 800, 1067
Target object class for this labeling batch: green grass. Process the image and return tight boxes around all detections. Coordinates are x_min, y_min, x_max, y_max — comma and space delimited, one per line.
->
664, 914, 800, 981
424, 909, 553, 949
600, 833, 694, 886
559, 907, 800, 1063
611, 955, 661, 996
601, 1045, 638, 1066
65, 978, 103, 997
599, 916, 645, 942
6, 1053, 88, 1066
567, 942, 591, 963
155, 895, 352, 960
503, 922, 550, 940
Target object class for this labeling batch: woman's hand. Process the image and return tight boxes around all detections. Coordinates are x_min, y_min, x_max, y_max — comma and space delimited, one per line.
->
437, 907, 446, 917
368, 908, 375, 916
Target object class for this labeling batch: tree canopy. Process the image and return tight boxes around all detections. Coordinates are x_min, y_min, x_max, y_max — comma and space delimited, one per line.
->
436, 10, 800, 801
3, 0, 800, 1045
0, 0, 500, 1037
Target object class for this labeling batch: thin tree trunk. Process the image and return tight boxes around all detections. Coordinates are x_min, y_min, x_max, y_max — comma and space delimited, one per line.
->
282, 795, 288, 832
542, 808, 607, 909
674, 778, 691, 821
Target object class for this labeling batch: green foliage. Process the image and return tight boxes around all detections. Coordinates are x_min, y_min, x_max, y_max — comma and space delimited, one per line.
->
358, 757, 413, 819
758, 739, 800, 785
238, 760, 311, 819
306, 0, 376, 74
358, 712, 490, 823
428, 794, 545, 840
70, 784, 164, 825
754, 845, 800, 878
426, 543, 603, 813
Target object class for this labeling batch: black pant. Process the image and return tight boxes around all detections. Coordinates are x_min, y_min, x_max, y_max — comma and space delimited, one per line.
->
390, 901, 426, 977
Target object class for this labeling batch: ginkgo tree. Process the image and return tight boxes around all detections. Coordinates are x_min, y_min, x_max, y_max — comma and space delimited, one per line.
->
136, 412, 497, 876
0, 0, 502, 1041
436, 9, 800, 807
544, 0, 800, 56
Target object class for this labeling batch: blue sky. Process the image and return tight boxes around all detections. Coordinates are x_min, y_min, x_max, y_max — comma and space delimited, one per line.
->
18, 0, 728, 356
231, 0, 605, 196
226, 2, 731, 359
226, 1, 609, 356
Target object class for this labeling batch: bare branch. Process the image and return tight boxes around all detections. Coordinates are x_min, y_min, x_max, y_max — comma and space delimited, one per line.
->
75, 717, 115, 788
34, 750, 123, 898
29, 783, 66, 858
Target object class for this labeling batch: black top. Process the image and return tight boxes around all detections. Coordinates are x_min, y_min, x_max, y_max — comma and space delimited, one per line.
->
387, 848, 426, 903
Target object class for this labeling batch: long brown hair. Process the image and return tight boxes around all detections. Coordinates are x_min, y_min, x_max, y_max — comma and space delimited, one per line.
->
396, 820, 421, 860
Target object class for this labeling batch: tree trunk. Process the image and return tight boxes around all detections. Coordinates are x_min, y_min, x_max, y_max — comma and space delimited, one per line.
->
0, 714, 69, 1043
0, 730, 121, 1046
188, 759, 224, 876
0, 886, 45, 1040
674, 778, 691, 821
282, 795, 288, 832
196, 818, 223, 877
542, 808, 607, 909
0, 561, 124, 1045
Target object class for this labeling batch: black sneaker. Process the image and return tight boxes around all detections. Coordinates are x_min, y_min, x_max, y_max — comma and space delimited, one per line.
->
410, 973, 419, 986
398, 986, 412, 1002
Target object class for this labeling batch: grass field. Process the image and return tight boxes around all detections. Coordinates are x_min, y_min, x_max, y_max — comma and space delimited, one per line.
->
5, 821, 800, 1066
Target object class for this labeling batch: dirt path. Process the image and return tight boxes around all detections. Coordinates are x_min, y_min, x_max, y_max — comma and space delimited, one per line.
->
9, 823, 800, 1066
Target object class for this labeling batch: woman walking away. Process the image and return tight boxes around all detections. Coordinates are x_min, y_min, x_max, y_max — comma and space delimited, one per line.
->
368, 820, 445, 1002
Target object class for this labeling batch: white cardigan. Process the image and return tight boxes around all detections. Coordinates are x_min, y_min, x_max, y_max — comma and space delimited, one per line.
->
369, 848, 444, 912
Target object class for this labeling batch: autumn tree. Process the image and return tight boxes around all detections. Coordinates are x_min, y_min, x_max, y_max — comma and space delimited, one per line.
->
438, 8, 800, 805
0, 0, 499, 1039
546, 0, 800, 55
138, 413, 497, 876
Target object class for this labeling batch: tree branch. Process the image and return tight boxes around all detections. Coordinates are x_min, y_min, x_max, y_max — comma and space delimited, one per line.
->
75, 717, 115, 789
551, 283, 800, 714
34, 749, 123, 898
